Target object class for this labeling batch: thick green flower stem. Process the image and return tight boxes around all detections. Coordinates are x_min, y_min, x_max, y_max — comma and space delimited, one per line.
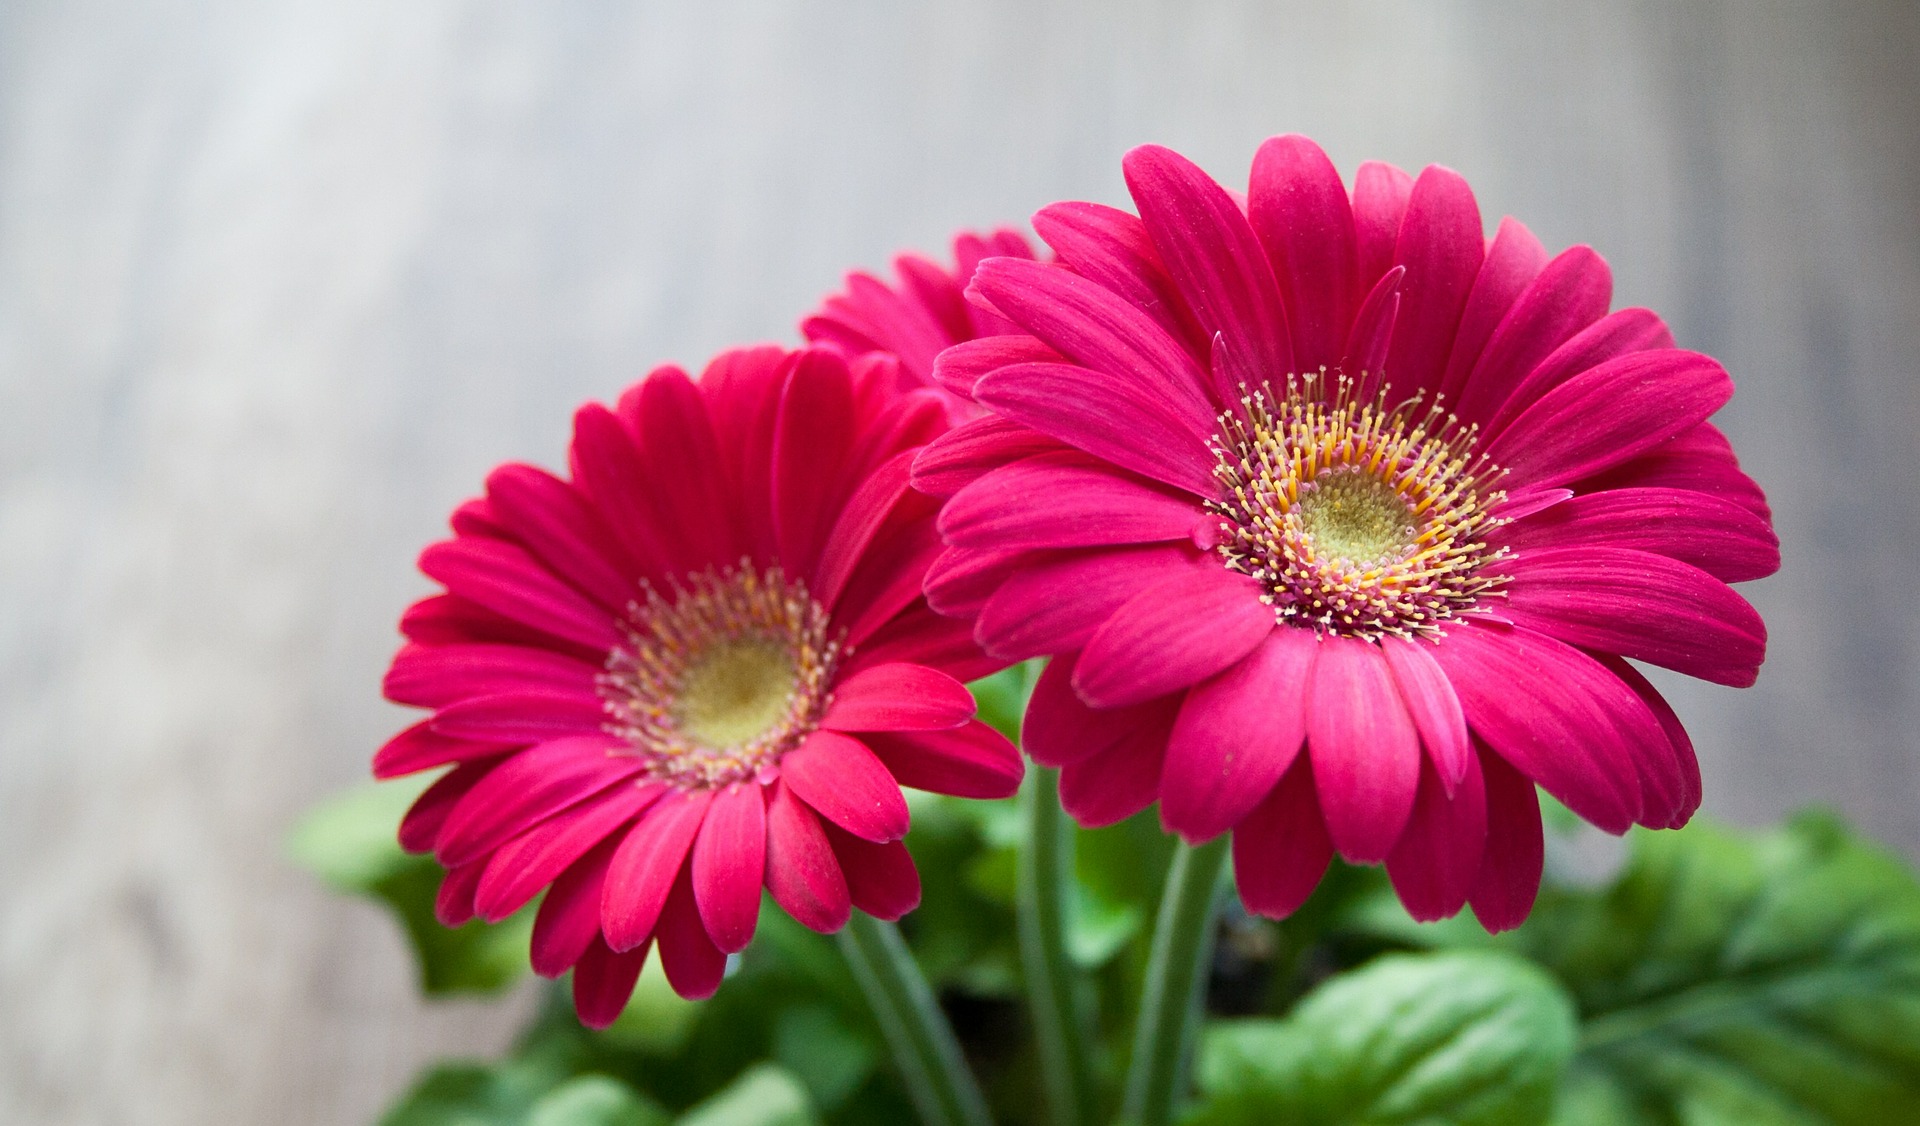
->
838, 912, 994, 1126
1017, 768, 1097, 1126
1121, 835, 1232, 1126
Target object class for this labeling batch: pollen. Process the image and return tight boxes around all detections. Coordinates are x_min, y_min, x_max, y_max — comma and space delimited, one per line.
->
598, 561, 841, 789
1207, 370, 1509, 640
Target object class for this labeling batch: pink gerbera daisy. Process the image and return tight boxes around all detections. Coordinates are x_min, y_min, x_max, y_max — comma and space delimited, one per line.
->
376, 345, 1020, 1027
803, 227, 1039, 410
919, 136, 1776, 929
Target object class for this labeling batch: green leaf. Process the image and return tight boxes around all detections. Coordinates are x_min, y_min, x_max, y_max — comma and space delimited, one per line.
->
676, 1064, 817, 1126
1519, 812, 1920, 1124
969, 663, 1038, 742
289, 779, 532, 995
1189, 950, 1578, 1125
529, 1076, 670, 1126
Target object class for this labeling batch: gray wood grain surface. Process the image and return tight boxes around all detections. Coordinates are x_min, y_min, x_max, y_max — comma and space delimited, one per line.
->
3, 1, 1915, 1121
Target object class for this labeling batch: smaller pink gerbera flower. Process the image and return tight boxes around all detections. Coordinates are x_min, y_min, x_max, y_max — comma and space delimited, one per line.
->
377, 345, 1019, 1027
920, 136, 1777, 931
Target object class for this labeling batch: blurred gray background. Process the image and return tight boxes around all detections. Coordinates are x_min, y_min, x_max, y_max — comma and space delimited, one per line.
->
2, 1, 1915, 1122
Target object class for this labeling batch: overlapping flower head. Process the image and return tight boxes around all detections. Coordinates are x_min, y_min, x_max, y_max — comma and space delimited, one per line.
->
376, 345, 1020, 1027
918, 135, 1777, 929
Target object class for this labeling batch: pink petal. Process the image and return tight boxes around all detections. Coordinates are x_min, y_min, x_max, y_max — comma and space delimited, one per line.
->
764, 781, 852, 932
835, 518, 946, 647
1306, 635, 1422, 864
1485, 307, 1675, 438
1248, 134, 1360, 375
485, 463, 641, 611
925, 544, 1032, 617
1385, 753, 1488, 921
844, 599, 1000, 684
400, 592, 590, 655
911, 414, 1064, 498
373, 720, 500, 780
1467, 744, 1544, 932
1031, 200, 1204, 350
572, 935, 647, 1030
428, 691, 608, 744
940, 451, 1202, 552
1123, 144, 1293, 397
567, 403, 678, 579
1057, 711, 1174, 828
434, 860, 485, 926
1487, 350, 1733, 491
1383, 165, 1484, 397
1160, 628, 1317, 841
656, 869, 728, 1000
1579, 422, 1771, 522
531, 837, 618, 976
1231, 756, 1333, 919
824, 822, 922, 921
475, 782, 661, 921
771, 349, 857, 579
821, 663, 974, 733
1379, 637, 1472, 793
1494, 486, 1779, 584
691, 783, 768, 954
1341, 266, 1404, 385
781, 730, 909, 842
1453, 245, 1612, 426
971, 256, 1214, 413
815, 450, 915, 609
637, 368, 740, 573
397, 760, 494, 854
384, 642, 601, 709
863, 720, 1024, 799
1352, 161, 1414, 287
1023, 652, 1182, 769
1430, 622, 1648, 833
973, 361, 1219, 494
1073, 567, 1273, 708
929, 333, 1067, 399
1501, 546, 1766, 686
435, 736, 637, 867
419, 537, 621, 653
1601, 655, 1701, 828
976, 543, 1206, 661
1436, 217, 1549, 403
602, 789, 713, 952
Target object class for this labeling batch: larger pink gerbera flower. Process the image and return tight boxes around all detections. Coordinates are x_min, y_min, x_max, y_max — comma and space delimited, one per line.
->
920, 136, 1776, 930
376, 345, 1019, 1027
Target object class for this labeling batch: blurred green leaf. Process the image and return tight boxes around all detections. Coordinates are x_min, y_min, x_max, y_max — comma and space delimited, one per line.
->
529, 1076, 670, 1126
969, 662, 1038, 742
1188, 950, 1577, 1125
289, 778, 532, 995
676, 1064, 817, 1126
770, 1005, 878, 1112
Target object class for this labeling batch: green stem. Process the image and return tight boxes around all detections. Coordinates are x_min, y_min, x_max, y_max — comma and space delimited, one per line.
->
1016, 768, 1097, 1126
839, 912, 994, 1126
1121, 836, 1231, 1126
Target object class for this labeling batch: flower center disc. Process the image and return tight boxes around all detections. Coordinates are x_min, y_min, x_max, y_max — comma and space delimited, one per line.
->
599, 562, 840, 789
1207, 372, 1508, 640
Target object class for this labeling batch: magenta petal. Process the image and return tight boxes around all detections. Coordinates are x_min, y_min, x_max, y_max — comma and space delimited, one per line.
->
1383, 165, 1484, 397
1501, 546, 1766, 687
824, 823, 922, 921
1385, 753, 1488, 922
1231, 756, 1333, 919
1488, 350, 1733, 491
602, 790, 712, 952
1160, 628, 1316, 842
373, 720, 499, 780
930, 335, 1066, 399
925, 544, 1031, 617
1024, 652, 1180, 769
864, 720, 1024, 800
435, 736, 637, 867
1494, 486, 1779, 584
1353, 161, 1414, 286
940, 451, 1202, 552
1430, 623, 1646, 833
974, 361, 1219, 494
532, 838, 618, 977
656, 870, 728, 1000
1486, 307, 1675, 438
1468, 744, 1544, 932
765, 781, 851, 932
847, 601, 1000, 684
475, 783, 660, 921
781, 731, 909, 842
419, 538, 621, 653
1073, 567, 1273, 708
977, 543, 1205, 660
1306, 635, 1421, 864
771, 350, 856, 579
1032, 200, 1203, 350
434, 860, 485, 926
1057, 712, 1174, 828
568, 403, 677, 579
1124, 144, 1293, 398
1454, 245, 1612, 426
1249, 134, 1359, 375
572, 935, 647, 1030
1341, 266, 1404, 385
1379, 637, 1471, 793
821, 662, 975, 733
912, 415, 1064, 500
429, 691, 609, 744
398, 760, 494, 854
385, 642, 601, 710
485, 464, 639, 611
690, 783, 768, 954
1437, 217, 1549, 403
1602, 656, 1701, 827
815, 450, 914, 610
636, 370, 738, 572
1581, 422, 1771, 521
